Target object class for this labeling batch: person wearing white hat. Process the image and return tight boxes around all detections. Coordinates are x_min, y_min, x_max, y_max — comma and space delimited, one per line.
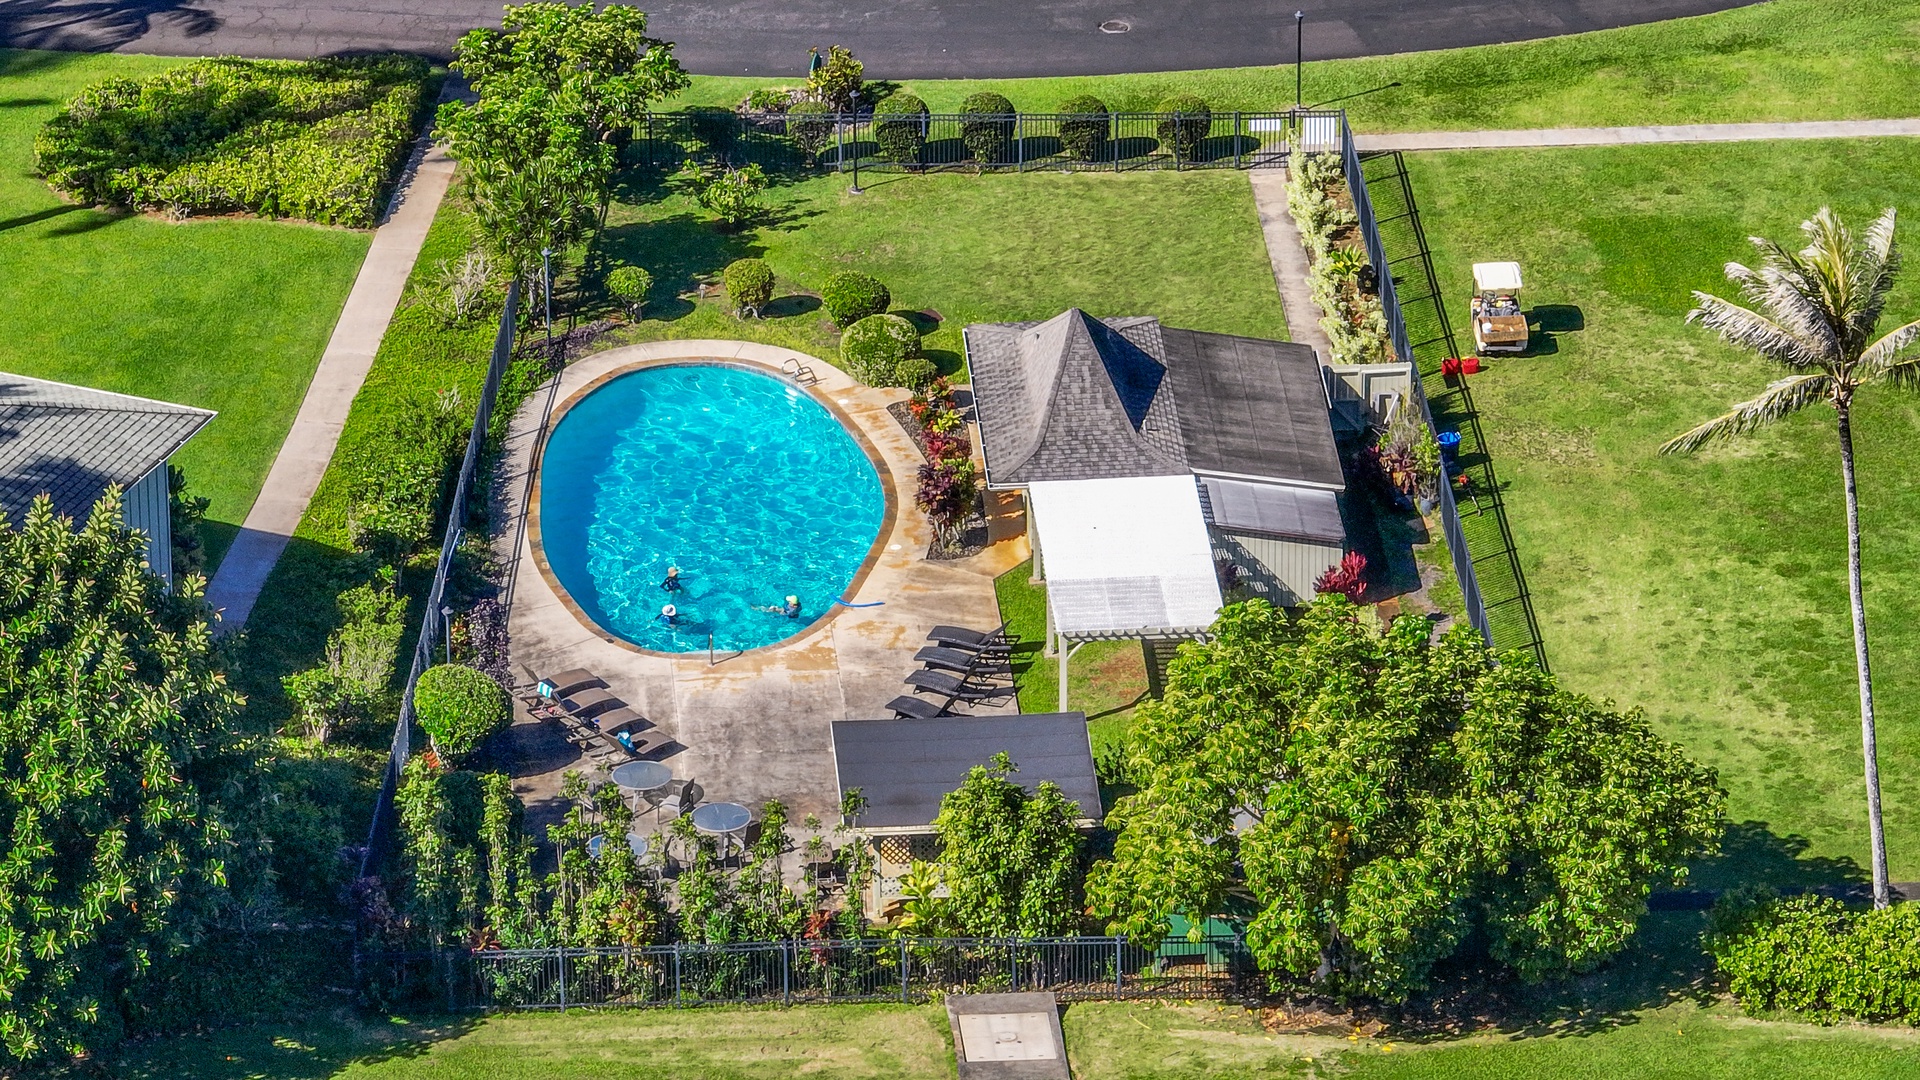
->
659, 603, 679, 627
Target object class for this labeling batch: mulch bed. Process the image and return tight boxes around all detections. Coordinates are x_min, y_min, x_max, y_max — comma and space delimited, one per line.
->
886, 399, 989, 561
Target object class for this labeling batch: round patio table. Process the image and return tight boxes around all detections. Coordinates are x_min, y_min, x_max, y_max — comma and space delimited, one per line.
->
691, 801, 752, 856
588, 834, 605, 859
626, 833, 649, 860
610, 760, 672, 794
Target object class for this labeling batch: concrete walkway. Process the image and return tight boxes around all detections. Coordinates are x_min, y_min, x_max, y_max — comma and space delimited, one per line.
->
1248, 169, 1333, 362
1355, 117, 1920, 152
205, 141, 456, 630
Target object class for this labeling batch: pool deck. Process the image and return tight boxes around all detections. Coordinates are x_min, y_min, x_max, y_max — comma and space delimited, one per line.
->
494, 340, 1027, 841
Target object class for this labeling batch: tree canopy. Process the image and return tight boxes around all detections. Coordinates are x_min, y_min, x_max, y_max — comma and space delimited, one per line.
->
932, 753, 1084, 938
1086, 597, 1724, 1001
0, 493, 244, 1062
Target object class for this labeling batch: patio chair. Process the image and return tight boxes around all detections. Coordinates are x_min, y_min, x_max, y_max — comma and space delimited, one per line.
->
925, 622, 1010, 652
647, 778, 703, 820
591, 705, 647, 731
613, 729, 670, 758
557, 686, 625, 720
523, 667, 603, 702
914, 645, 1013, 676
887, 694, 952, 720
904, 668, 1012, 702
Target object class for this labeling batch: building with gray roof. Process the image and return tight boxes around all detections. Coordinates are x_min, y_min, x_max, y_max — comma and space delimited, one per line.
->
0, 372, 215, 583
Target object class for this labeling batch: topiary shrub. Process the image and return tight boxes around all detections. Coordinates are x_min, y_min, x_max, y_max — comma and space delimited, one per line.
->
723, 257, 775, 317
787, 99, 835, 162
1057, 95, 1110, 163
413, 663, 510, 759
821, 271, 891, 326
1156, 93, 1212, 161
959, 91, 1016, 167
605, 264, 652, 318
873, 92, 929, 165
842, 313, 933, 388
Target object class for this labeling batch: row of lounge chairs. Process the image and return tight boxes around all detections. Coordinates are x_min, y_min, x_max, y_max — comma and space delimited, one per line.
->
886, 623, 1016, 719
518, 667, 671, 762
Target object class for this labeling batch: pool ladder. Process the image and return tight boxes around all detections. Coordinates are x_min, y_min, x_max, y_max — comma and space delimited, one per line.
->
781, 357, 818, 385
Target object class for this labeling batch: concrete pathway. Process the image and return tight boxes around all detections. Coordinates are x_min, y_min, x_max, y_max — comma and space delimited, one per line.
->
1355, 117, 1920, 152
205, 141, 456, 630
1248, 169, 1334, 362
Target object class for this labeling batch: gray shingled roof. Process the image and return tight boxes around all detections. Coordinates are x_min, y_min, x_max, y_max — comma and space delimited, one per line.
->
1161, 329, 1343, 489
965, 309, 1189, 485
0, 373, 215, 523
831, 713, 1100, 830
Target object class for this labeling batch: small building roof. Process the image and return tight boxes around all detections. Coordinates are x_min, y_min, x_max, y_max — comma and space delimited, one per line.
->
831, 713, 1100, 831
1198, 477, 1345, 545
0, 373, 214, 523
1473, 261, 1523, 292
1029, 475, 1223, 637
1161, 328, 1343, 489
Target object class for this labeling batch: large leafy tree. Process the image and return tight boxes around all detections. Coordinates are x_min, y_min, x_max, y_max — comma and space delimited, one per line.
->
932, 753, 1085, 938
0, 493, 245, 1062
1662, 207, 1920, 909
1087, 598, 1724, 1001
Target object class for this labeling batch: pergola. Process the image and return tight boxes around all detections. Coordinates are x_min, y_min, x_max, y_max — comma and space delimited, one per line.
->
1027, 475, 1224, 711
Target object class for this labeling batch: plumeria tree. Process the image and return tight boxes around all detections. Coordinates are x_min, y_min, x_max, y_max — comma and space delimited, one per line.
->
1662, 207, 1920, 909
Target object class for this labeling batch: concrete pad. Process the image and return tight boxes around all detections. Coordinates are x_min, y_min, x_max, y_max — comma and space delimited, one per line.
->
947, 993, 1069, 1080
1249, 169, 1333, 363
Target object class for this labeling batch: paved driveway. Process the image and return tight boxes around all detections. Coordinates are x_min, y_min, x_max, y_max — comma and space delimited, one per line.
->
3, 0, 1761, 78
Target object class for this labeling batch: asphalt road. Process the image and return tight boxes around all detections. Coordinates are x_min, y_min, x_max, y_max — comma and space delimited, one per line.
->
1, 0, 1762, 78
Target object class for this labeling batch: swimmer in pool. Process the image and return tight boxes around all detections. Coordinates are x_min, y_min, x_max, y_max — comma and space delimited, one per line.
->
659, 603, 679, 627
757, 595, 802, 619
660, 566, 683, 592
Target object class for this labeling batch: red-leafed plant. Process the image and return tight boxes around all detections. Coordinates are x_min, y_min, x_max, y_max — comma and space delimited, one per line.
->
917, 458, 979, 550
923, 428, 971, 464
1314, 551, 1367, 603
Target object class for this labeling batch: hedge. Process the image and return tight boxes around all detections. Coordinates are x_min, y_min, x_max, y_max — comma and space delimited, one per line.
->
842, 313, 932, 389
724, 258, 775, 316
34, 54, 434, 228
1156, 94, 1211, 161
959, 91, 1016, 165
821, 270, 890, 326
787, 100, 835, 160
413, 663, 510, 759
873, 92, 929, 164
1058, 95, 1110, 162
1707, 890, 1920, 1025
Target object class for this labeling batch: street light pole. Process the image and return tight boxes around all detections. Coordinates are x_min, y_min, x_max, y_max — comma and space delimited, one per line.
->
541, 246, 554, 359
1294, 12, 1305, 112
848, 88, 863, 195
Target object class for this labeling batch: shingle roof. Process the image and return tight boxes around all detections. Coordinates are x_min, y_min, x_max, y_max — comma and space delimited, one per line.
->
0, 373, 215, 523
831, 713, 1100, 830
1161, 329, 1343, 488
965, 309, 1189, 485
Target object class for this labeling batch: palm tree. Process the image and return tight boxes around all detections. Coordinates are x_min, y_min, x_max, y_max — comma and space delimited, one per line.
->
1663, 207, 1920, 909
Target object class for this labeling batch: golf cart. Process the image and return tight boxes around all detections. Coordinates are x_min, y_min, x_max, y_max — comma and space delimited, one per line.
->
1470, 261, 1528, 354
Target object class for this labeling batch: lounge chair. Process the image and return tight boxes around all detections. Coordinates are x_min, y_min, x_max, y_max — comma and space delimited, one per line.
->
558, 686, 624, 719
925, 622, 1010, 652
612, 728, 670, 758
592, 706, 647, 731
531, 667, 603, 700
915, 645, 1012, 676
904, 668, 1012, 702
887, 694, 951, 720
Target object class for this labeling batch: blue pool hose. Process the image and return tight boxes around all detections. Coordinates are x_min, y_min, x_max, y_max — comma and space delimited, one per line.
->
835, 598, 886, 607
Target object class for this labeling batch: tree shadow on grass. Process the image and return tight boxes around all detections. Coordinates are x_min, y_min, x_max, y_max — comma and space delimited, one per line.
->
592, 212, 766, 323
97, 1012, 485, 1080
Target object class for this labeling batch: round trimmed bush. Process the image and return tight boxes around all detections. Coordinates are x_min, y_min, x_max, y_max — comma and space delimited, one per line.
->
821, 271, 891, 326
842, 313, 932, 388
873, 92, 929, 164
1156, 94, 1211, 161
723, 258, 774, 317
1058, 95, 1110, 162
414, 663, 510, 759
605, 264, 652, 317
959, 91, 1016, 166
786, 99, 835, 161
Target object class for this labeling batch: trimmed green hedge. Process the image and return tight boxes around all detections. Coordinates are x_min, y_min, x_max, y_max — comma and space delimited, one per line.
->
1707, 890, 1920, 1024
873, 92, 929, 164
724, 258, 775, 316
959, 91, 1016, 165
1058, 95, 1110, 162
414, 663, 510, 759
821, 270, 890, 326
842, 313, 932, 389
1156, 93, 1211, 160
34, 54, 434, 227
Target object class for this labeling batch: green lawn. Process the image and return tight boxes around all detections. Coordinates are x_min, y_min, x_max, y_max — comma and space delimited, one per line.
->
591, 167, 1287, 368
680, 0, 1920, 134
1405, 137, 1920, 881
66, 998, 1920, 1079
0, 49, 371, 570
994, 559, 1150, 761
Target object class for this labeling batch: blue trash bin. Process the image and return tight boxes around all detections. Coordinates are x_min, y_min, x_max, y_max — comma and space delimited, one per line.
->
1436, 430, 1462, 462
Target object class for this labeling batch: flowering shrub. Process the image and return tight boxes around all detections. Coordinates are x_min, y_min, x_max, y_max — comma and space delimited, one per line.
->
917, 458, 979, 549
923, 428, 971, 463
1313, 551, 1367, 603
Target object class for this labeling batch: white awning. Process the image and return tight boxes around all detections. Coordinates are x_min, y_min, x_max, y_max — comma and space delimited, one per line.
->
1028, 476, 1224, 638
1472, 261, 1523, 292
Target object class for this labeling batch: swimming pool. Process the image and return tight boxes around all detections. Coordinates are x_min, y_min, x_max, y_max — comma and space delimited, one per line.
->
539, 364, 887, 653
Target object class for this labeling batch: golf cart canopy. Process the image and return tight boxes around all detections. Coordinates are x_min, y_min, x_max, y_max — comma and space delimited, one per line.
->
1472, 262, 1523, 294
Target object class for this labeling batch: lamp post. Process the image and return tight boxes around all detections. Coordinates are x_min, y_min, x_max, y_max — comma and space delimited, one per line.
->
1294, 11, 1305, 112
848, 88, 863, 195
540, 246, 554, 360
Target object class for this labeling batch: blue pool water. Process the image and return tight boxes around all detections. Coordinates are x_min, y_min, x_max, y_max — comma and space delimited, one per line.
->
539, 364, 886, 653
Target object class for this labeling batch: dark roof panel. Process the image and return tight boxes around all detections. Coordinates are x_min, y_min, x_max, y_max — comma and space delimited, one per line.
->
0, 373, 214, 523
1161, 329, 1344, 489
831, 713, 1100, 830
1199, 477, 1346, 544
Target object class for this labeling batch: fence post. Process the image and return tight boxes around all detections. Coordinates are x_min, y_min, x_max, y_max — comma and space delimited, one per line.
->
1234, 112, 1242, 168
898, 938, 910, 1003
1016, 113, 1024, 171
1115, 937, 1125, 998
836, 113, 845, 174
1008, 939, 1018, 990
556, 947, 568, 1011
673, 942, 683, 1006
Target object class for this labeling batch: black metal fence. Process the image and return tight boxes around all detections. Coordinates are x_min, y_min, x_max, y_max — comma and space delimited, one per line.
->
630, 109, 1332, 173
360, 934, 1255, 1011
357, 282, 521, 880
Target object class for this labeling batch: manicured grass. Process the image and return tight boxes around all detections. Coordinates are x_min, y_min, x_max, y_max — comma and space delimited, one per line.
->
679, 0, 1920, 133
994, 559, 1149, 760
1404, 138, 1920, 880
592, 168, 1288, 369
0, 49, 372, 570
68, 999, 1920, 1079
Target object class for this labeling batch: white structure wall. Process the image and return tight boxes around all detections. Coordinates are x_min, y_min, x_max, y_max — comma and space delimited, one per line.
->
1211, 529, 1344, 608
